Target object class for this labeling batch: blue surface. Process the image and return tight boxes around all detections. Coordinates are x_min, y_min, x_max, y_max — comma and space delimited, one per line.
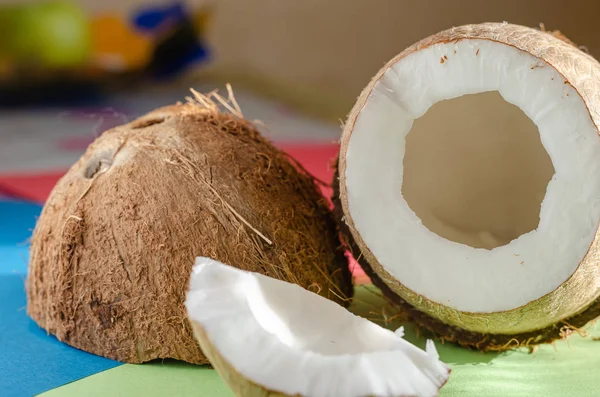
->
0, 199, 40, 275
0, 200, 121, 396
0, 200, 39, 245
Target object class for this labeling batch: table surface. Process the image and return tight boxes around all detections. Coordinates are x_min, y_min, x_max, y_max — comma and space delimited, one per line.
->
1, 86, 600, 397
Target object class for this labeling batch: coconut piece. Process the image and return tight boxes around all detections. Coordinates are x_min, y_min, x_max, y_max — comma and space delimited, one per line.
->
186, 257, 450, 397
335, 22, 600, 350
26, 90, 352, 364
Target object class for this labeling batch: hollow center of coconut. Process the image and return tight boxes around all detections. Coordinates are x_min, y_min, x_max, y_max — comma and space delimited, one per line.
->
344, 39, 600, 313
402, 91, 555, 250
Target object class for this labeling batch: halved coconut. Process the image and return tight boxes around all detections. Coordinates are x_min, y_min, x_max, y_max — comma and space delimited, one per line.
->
27, 91, 352, 364
185, 257, 450, 397
335, 23, 600, 350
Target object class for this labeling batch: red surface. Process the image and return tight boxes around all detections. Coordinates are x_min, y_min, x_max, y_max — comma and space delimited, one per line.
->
0, 171, 67, 204
0, 143, 368, 281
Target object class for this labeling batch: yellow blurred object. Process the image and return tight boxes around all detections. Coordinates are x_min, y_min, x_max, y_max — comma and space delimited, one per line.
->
90, 14, 153, 71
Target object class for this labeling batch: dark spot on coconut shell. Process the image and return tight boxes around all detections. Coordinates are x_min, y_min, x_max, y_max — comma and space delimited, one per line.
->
130, 117, 165, 129
91, 297, 123, 330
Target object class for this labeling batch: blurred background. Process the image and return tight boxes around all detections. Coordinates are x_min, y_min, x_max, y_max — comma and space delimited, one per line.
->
3, 3, 600, 396
1, 0, 600, 175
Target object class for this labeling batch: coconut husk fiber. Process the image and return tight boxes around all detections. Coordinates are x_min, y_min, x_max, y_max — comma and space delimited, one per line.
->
26, 90, 353, 364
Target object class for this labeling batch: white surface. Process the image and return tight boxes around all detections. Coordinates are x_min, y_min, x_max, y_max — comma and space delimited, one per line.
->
185, 257, 449, 397
345, 39, 600, 312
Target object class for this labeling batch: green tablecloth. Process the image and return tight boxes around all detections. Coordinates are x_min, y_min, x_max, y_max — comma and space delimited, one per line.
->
43, 285, 600, 397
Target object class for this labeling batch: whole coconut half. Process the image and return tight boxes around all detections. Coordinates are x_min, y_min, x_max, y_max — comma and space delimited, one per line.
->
335, 23, 600, 351
27, 90, 352, 364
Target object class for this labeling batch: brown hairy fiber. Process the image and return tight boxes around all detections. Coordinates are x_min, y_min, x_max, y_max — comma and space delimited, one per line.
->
27, 93, 352, 364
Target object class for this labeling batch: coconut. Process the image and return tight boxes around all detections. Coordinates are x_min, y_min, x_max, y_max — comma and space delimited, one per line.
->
335, 23, 600, 350
26, 90, 352, 364
185, 257, 450, 397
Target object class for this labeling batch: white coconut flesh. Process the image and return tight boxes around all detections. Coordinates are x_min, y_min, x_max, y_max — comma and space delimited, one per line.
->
344, 39, 600, 314
185, 257, 449, 397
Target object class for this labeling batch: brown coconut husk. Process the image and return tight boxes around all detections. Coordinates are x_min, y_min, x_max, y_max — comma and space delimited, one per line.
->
26, 89, 352, 364
333, 24, 600, 351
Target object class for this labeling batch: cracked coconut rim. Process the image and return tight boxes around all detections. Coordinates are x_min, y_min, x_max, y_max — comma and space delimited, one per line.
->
185, 257, 449, 397
338, 24, 600, 335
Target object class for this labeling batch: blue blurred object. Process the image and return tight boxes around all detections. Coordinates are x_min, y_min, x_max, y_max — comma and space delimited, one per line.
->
151, 39, 209, 79
133, 2, 186, 31
133, 2, 210, 78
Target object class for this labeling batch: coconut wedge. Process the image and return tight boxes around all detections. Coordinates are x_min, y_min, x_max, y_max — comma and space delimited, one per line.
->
185, 257, 450, 397
335, 23, 600, 350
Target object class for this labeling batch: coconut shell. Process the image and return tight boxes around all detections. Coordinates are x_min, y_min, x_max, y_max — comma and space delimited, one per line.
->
190, 323, 290, 396
335, 23, 600, 351
333, 170, 600, 351
27, 99, 352, 364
